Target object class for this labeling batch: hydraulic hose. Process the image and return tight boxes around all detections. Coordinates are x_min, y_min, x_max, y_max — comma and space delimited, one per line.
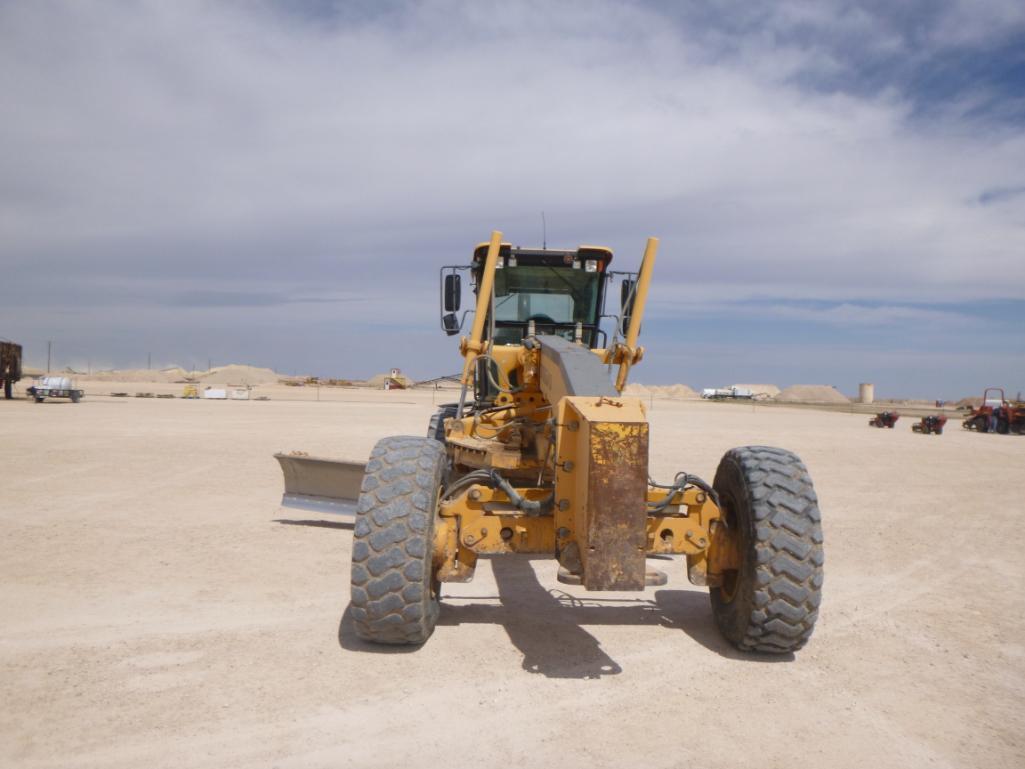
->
647, 472, 721, 515
488, 470, 554, 517
443, 469, 554, 517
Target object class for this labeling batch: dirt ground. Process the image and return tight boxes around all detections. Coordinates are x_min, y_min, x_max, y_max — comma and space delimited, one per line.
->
2, 390, 1023, 769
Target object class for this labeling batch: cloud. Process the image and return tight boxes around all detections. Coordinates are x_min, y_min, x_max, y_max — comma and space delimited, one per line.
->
0, 0, 1022, 393
978, 185, 1025, 205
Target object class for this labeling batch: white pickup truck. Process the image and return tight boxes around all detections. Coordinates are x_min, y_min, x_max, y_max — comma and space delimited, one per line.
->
701, 386, 754, 400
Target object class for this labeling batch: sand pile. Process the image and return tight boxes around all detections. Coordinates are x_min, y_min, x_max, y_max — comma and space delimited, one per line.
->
197, 364, 280, 385
775, 385, 850, 404
624, 383, 699, 399
86, 368, 183, 383
81, 364, 284, 385
731, 383, 780, 397
877, 398, 936, 407
160, 367, 191, 381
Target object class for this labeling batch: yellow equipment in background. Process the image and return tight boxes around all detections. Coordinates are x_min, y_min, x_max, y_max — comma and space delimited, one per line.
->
276, 231, 824, 653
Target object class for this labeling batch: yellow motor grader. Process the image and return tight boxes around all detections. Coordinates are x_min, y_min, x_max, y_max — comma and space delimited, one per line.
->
276, 232, 823, 653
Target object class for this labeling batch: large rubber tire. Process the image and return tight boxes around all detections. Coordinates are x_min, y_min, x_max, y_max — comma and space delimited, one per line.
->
710, 446, 824, 653
350, 436, 445, 645
427, 403, 459, 442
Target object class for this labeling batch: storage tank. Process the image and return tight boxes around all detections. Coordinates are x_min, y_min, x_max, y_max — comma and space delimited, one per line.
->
859, 382, 874, 404
41, 376, 72, 390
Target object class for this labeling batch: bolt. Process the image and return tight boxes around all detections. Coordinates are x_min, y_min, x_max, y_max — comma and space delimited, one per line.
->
500, 527, 513, 541
556, 527, 570, 538
469, 488, 481, 501
558, 499, 570, 511
696, 492, 706, 503
563, 460, 575, 472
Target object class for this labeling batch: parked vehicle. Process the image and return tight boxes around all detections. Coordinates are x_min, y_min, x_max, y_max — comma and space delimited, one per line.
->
27, 376, 84, 403
869, 411, 900, 428
701, 386, 753, 400
276, 231, 824, 653
962, 388, 1025, 434
912, 415, 947, 435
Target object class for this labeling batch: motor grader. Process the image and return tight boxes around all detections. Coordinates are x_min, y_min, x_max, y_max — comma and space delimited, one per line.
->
276, 232, 823, 653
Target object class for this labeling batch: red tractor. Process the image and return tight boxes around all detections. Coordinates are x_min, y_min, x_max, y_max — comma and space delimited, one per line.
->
869, 411, 900, 428
912, 415, 947, 435
962, 388, 1025, 434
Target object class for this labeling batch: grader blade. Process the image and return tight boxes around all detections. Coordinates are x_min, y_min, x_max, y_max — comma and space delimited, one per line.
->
274, 452, 365, 515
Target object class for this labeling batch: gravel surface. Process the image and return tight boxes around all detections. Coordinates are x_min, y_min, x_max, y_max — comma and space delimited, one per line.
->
2, 391, 1023, 769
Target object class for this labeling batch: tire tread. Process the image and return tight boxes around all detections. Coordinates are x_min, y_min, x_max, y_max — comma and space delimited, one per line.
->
712, 446, 824, 653
350, 436, 445, 645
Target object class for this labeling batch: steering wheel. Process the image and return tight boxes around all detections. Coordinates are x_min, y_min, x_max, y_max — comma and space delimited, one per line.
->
525, 314, 579, 342
526, 314, 557, 325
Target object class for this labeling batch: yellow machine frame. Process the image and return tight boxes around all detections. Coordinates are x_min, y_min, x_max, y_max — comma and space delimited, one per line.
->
433, 231, 739, 591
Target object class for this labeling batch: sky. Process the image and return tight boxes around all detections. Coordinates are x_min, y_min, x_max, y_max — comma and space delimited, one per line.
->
1, 0, 1023, 398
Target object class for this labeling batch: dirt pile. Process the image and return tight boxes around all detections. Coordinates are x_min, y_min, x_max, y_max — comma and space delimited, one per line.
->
197, 364, 280, 385
86, 368, 183, 383
81, 364, 284, 385
774, 385, 851, 404
731, 383, 780, 397
624, 383, 699, 399
877, 398, 937, 407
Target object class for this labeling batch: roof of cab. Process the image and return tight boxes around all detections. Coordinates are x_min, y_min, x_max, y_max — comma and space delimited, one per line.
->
471, 242, 614, 265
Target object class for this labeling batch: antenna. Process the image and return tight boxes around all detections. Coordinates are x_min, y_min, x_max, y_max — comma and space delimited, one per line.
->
541, 211, 546, 249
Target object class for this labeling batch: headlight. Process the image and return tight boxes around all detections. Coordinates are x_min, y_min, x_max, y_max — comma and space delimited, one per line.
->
584, 259, 597, 272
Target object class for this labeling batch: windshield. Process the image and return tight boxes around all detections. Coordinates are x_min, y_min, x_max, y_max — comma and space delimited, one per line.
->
491, 265, 600, 326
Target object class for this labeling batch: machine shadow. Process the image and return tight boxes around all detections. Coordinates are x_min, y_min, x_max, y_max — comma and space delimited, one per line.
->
437, 555, 790, 675
274, 518, 354, 531
336, 555, 794, 667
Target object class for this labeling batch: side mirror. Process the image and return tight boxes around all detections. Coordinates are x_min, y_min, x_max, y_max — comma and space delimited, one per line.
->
444, 274, 461, 313
620, 278, 636, 330
442, 313, 460, 336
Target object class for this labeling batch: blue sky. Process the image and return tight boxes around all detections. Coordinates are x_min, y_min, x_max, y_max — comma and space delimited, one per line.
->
1, 0, 1023, 398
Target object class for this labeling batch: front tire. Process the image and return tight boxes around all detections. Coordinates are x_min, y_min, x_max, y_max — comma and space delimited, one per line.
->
350, 436, 445, 645
710, 446, 824, 653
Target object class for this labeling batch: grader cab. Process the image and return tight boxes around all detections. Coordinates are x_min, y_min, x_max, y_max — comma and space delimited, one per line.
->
276, 232, 823, 653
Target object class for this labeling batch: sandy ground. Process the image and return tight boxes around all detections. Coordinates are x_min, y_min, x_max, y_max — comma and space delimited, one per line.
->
1, 390, 1023, 769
